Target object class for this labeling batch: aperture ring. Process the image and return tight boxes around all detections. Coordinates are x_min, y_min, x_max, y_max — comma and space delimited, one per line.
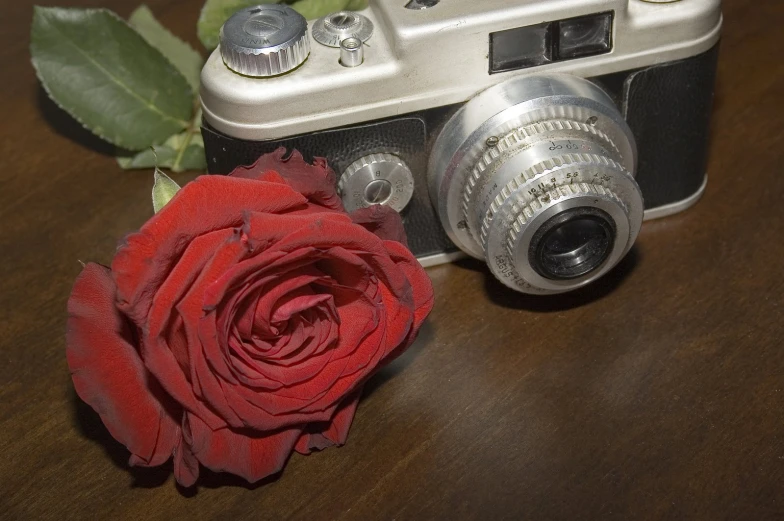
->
504, 183, 627, 260
461, 120, 619, 239
478, 153, 631, 250
462, 120, 619, 204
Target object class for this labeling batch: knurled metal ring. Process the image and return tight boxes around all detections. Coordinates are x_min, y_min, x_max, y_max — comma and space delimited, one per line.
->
460, 119, 619, 229
478, 153, 631, 249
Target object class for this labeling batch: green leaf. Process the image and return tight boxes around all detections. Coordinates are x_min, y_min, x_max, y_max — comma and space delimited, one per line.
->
31, 7, 194, 151
118, 145, 175, 170
117, 130, 206, 172
344, 0, 369, 9
129, 5, 204, 91
197, 0, 369, 50
286, 0, 368, 21
152, 169, 182, 213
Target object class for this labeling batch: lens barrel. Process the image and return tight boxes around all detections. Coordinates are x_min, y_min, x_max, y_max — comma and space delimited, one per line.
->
429, 74, 644, 294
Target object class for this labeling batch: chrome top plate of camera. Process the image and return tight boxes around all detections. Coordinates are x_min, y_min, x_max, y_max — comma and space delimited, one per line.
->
202, 0, 722, 141
312, 11, 374, 48
201, 0, 722, 140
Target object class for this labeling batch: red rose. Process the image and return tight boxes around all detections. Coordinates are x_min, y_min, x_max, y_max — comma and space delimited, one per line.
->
66, 149, 434, 486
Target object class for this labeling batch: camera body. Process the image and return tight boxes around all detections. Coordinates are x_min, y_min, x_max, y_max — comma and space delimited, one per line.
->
200, 0, 721, 292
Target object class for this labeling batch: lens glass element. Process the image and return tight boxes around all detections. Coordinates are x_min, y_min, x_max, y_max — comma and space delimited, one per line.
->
530, 208, 616, 280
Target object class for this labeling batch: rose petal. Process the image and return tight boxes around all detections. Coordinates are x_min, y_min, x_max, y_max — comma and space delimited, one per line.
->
173, 425, 200, 487
216, 278, 379, 418
229, 148, 344, 211
313, 242, 434, 402
236, 269, 326, 338
349, 205, 408, 246
294, 309, 404, 416
270, 215, 396, 258
66, 263, 180, 467
224, 272, 277, 340
201, 240, 397, 423
295, 391, 360, 454
255, 218, 417, 313
176, 232, 253, 428
187, 413, 301, 483
143, 228, 237, 430
215, 273, 337, 387
268, 302, 339, 366
311, 246, 375, 297
113, 176, 307, 326
284, 244, 427, 415
383, 239, 435, 351
271, 292, 332, 324
202, 212, 354, 307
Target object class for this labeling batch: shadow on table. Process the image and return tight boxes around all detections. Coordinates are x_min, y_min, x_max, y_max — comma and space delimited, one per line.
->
72, 391, 172, 488
180, 468, 283, 494
454, 247, 640, 312
37, 87, 119, 157
360, 319, 433, 403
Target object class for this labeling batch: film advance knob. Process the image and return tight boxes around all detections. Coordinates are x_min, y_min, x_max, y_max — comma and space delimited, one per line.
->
338, 154, 415, 213
219, 5, 310, 77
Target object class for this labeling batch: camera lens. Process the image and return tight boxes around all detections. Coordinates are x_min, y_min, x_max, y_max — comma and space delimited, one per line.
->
530, 208, 615, 280
429, 74, 643, 294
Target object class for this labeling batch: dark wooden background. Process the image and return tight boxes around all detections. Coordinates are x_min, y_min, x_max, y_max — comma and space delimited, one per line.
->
2, 0, 782, 519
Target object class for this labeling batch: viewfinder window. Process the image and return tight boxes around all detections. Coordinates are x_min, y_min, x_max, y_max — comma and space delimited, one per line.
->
489, 12, 614, 74
489, 23, 552, 73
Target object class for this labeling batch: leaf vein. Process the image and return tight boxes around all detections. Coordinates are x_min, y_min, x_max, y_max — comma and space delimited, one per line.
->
45, 18, 190, 129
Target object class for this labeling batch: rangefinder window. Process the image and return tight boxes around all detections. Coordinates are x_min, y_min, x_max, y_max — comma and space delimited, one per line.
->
489, 23, 552, 72
556, 12, 613, 60
489, 12, 614, 74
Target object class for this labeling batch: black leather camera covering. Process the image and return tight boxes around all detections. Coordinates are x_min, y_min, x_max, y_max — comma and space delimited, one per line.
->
593, 44, 720, 211
201, 117, 457, 257
202, 44, 719, 258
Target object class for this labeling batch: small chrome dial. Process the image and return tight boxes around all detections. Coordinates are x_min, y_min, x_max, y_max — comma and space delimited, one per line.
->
312, 11, 374, 48
339, 154, 415, 213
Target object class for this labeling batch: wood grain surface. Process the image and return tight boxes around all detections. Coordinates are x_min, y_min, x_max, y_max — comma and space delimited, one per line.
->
1, 0, 783, 519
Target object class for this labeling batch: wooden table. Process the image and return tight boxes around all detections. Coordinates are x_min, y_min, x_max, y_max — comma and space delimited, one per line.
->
2, 0, 782, 519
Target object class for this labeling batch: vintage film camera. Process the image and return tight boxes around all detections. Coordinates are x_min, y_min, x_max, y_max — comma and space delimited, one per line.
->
200, 0, 722, 294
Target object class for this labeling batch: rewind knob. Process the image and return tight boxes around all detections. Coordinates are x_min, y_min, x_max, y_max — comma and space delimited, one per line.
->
219, 5, 310, 77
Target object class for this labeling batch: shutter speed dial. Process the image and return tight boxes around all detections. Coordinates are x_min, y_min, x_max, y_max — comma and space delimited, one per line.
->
338, 154, 415, 213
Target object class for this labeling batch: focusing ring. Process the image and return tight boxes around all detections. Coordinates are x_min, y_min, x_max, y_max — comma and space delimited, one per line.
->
461, 119, 620, 245
505, 182, 627, 257
482, 156, 638, 294
479, 153, 629, 249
